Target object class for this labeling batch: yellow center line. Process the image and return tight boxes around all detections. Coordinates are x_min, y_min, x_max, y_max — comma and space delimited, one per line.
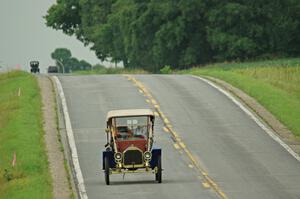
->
163, 127, 169, 133
125, 75, 229, 199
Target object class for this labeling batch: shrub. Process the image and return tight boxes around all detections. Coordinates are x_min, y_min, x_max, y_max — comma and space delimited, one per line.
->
160, 65, 172, 74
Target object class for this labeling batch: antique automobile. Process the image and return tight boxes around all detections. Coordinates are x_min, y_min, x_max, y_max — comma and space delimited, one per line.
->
30, 61, 40, 73
102, 109, 162, 185
47, 66, 59, 73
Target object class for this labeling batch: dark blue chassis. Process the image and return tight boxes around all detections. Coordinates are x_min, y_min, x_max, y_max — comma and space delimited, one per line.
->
102, 148, 162, 170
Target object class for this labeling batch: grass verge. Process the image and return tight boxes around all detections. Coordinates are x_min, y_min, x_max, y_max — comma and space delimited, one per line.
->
0, 71, 52, 198
179, 58, 300, 137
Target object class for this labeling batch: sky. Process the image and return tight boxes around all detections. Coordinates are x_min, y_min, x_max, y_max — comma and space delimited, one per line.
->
0, 0, 103, 73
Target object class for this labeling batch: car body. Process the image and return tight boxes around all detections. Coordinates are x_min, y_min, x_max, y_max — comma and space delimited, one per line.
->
30, 61, 40, 73
102, 109, 162, 185
47, 66, 59, 73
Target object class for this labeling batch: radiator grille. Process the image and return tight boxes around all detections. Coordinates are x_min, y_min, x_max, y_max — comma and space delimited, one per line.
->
123, 149, 143, 166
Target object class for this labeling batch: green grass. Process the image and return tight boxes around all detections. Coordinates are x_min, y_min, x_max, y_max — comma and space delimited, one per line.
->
0, 71, 52, 198
179, 58, 300, 137
74, 67, 148, 75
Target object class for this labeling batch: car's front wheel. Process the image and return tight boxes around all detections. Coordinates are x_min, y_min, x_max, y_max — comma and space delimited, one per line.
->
104, 157, 110, 185
155, 155, 162, 183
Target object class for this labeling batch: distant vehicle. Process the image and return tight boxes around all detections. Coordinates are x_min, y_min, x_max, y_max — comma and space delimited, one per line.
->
103, 109, 162, 185
47, 66, 59, 73
30, 61, 40, 73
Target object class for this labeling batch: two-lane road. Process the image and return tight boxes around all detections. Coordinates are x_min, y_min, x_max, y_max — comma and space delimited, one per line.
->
58, 75, 300, 199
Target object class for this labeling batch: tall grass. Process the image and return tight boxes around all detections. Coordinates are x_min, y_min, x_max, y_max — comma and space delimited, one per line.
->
235, 67, 300, 99
180, 58, 300, 137
0, 71, 52, 199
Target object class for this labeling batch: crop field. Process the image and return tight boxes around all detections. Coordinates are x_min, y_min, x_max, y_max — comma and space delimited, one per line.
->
180, 58, 300, 137
0, 71, 51, 199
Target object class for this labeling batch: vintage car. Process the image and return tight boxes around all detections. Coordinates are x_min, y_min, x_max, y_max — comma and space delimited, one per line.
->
102, 109, 162, 185
30, 61, 40, 73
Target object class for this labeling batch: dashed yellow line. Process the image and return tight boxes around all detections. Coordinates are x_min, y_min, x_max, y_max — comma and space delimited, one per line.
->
163, 118, 170, 124
173, 143, 180, 150
179, 142, 186, 149
125, 75, 229, 199
163, 127, 169, 133
202, 182, 210, 188
151, 99, 157, 105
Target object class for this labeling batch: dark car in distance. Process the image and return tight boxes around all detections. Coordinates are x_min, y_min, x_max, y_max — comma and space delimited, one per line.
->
47, 66, 59, 73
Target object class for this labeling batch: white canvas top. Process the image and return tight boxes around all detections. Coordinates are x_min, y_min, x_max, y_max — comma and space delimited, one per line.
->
106, 109, 154, 121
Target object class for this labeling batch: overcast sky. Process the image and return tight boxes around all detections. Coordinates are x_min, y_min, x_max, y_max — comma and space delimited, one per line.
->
0, 0, 101, 73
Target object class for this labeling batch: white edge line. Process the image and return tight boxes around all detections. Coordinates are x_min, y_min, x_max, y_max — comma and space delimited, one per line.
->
53, 76, 88, 199
192, 75, 300, 162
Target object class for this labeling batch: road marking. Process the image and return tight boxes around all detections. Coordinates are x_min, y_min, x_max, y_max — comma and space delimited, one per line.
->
202, 182, 210, 188
173, 143, 180, 150
17, 87, 21, 97
53, 76, 88, 199
151, 99, 157, 105
188, 164, 194, 168
163, 118, 170, 124
193, 76, 300, 163
125, 75, 229, 199
154, 111, 159, 117
179, 142, 186, 149
146, 99, 150, 103
163, 127, 169, 133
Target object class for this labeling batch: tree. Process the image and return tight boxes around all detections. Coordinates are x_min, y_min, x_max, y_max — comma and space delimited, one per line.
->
51, 48, 72, 73
50, 48, 92, 72
79, 60, 92, 70
64, 57, 80, 72
45, 0, 300, 71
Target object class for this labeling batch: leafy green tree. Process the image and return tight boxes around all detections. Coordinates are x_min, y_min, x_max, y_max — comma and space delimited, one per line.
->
51, 48, 72, 73
50, 48, 92, 72
45, 0, 300, 71
79, 60, 92, 70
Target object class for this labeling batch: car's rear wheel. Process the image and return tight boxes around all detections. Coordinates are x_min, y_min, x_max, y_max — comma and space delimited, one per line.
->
104, 157, 110, 185
155, 155, 162, 183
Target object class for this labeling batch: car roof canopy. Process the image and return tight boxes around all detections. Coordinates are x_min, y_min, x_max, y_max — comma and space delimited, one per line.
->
106, 109, 154, 122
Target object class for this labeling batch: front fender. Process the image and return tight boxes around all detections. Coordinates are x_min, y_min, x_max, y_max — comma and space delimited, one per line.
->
102, 150, 116, 170
150, 148, 161, 169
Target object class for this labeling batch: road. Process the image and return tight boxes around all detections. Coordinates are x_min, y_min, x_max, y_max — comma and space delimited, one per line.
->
58, 75, 300, 199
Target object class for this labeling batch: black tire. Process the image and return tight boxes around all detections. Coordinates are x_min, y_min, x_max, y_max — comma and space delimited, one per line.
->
104, 157, 110, 185
155, 155, 162, 183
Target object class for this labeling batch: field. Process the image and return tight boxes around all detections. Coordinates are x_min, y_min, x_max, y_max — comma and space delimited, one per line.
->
0, 71, 51, 198
179, 58, 300, 137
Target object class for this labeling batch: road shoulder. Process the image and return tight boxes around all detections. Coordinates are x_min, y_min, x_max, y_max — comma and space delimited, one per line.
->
38, 75, 72, 199
201, 75, 300, 156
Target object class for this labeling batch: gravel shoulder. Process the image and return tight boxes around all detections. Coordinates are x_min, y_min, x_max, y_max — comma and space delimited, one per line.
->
203, 76, 300, 155
38, 75, 72, 199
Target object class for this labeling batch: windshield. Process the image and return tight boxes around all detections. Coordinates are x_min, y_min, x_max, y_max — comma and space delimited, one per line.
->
115, 116, 149, 140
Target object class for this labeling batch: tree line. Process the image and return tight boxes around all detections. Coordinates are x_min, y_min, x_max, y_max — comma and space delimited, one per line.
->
45, 0, 300, 72
51, 48, 92, 73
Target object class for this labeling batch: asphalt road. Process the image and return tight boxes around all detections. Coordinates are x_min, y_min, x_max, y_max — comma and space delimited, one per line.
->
58, 75, 300, 199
